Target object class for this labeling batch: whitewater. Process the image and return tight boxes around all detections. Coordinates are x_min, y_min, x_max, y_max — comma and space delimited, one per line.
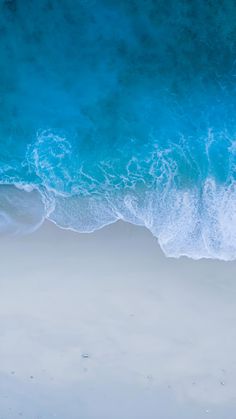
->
1, 0, 236, 259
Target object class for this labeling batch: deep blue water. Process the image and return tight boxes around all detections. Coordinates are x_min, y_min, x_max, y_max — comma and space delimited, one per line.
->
0, 0, 236, 259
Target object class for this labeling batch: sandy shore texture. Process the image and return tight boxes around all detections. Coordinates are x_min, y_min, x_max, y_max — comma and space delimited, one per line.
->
0, 221, 236, 418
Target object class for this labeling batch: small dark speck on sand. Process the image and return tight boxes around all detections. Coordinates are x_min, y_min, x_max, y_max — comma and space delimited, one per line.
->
82, 353, 89, 359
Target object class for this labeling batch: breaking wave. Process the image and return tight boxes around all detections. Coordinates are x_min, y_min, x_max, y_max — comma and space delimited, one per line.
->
0, 130, 235, 260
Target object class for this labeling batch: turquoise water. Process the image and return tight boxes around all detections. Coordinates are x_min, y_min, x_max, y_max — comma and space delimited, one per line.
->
0, 0, 236, 259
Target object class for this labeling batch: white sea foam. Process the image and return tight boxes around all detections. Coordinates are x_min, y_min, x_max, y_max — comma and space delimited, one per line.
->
41, 179, 236, 261
3, 130, 236, 260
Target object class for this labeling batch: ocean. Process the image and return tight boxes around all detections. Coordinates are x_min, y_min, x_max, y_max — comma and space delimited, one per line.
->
1, 0, 236, 259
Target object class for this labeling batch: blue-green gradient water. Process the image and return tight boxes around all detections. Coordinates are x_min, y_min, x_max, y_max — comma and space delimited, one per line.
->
1, 0, 236, 259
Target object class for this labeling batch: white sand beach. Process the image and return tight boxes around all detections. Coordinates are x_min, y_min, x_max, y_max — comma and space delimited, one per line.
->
0, 221, 236, 418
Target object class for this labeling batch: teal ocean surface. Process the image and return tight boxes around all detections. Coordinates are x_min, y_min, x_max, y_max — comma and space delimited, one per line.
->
0, 0, 236, 259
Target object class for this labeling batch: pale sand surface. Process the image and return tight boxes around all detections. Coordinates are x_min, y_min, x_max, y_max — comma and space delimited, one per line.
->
0, 221, 236, 418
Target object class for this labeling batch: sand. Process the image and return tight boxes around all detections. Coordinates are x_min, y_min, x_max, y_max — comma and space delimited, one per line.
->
0, 221, 236, 418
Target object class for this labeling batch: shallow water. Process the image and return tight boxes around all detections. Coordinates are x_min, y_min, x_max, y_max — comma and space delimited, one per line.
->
1, 0, 236, 258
